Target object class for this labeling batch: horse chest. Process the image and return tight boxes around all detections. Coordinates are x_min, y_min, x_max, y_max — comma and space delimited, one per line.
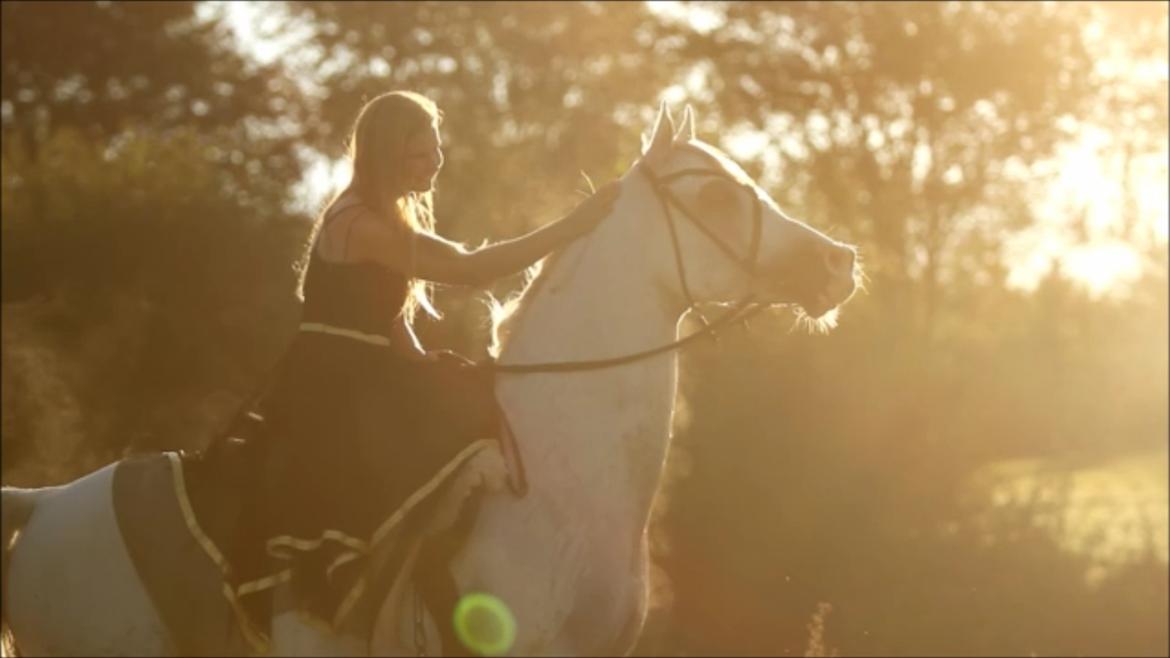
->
548, 539, 650, 654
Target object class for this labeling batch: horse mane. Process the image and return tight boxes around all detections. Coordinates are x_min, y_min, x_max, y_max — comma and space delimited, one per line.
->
485, 179, 623, 359
485, 260, 539, 359
486, 248, 576, 359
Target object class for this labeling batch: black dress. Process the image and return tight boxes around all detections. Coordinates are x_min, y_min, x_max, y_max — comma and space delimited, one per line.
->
235, 195, 500, 636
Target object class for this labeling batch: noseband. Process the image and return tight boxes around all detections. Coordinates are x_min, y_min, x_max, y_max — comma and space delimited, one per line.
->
491, 161, 774, 375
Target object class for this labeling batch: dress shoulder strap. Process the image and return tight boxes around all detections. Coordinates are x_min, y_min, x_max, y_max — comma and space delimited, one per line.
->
316, 193, 371, 261
323, 193, 367, 224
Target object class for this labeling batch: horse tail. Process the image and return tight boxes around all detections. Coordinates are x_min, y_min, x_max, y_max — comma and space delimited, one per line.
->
2, 486, 43, 657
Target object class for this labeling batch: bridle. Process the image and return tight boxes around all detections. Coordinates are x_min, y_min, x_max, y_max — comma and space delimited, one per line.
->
489, 160, 781, 375
410, 161, 788, 656
490, 161, 777, 374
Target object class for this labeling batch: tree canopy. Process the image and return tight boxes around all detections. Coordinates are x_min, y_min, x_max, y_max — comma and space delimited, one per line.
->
1, 2, 1166, 655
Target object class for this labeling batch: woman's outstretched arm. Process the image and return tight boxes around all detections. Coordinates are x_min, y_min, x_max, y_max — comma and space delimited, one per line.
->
330, 183, 619, 287
457, 182, 619, 285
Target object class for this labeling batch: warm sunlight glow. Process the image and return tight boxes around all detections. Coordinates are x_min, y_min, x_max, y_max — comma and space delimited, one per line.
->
647, 1, 725, 34
973, 449, 1169, 586
1046, 126, 1169, 243
292, 152, 349, 215
1006, 124, 1167, 297
220, 2, 1169, 302
199, 1, 305, 65
4, 2, 1167, 655
1006, 235, 1147, 298
1138, 172, 1170, 243
1062, 242, 1144, 298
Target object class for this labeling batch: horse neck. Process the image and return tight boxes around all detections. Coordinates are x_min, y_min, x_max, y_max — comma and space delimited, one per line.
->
496, 185, 683, 530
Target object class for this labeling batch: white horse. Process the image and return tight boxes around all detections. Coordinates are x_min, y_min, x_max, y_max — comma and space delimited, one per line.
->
1, 103, 859, 656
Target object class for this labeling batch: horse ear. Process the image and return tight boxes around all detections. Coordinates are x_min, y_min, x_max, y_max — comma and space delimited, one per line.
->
675, 104, 696, 142
643, 100, 675, 157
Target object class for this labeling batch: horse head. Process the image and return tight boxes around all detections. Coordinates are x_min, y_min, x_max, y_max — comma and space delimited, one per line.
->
624, 102, 860, 329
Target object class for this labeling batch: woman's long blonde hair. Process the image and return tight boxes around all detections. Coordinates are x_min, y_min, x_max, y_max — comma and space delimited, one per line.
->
316, 90, 443, 324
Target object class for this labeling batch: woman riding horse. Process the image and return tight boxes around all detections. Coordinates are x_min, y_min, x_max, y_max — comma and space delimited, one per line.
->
242, 90, 618, 630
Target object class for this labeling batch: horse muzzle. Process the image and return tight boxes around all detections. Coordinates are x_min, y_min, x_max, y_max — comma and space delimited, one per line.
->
759, 240, 858, 318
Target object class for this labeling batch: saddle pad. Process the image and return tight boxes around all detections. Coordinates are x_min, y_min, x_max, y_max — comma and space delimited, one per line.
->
116, 437, 515, 655
113, 453, 253, 656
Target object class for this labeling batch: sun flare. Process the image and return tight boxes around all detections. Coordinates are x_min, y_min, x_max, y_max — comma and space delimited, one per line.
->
1062, 242, 1144, 297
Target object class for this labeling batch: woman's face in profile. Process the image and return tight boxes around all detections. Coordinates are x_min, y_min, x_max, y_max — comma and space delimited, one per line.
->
402, 124, 444, 193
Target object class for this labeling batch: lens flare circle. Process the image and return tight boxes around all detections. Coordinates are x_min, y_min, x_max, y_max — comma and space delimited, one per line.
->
453, 591, 516, 656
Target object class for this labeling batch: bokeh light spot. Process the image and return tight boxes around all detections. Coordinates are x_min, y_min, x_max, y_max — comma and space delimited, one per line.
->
453, 591, 516, 656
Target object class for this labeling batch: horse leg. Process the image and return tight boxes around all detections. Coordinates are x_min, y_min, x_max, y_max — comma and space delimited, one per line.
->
3, 465, 172, 656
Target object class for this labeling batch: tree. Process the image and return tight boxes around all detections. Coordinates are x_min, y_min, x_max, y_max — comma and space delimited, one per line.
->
1, 1, 306, 142
2, 1, 312, 302
281, 1, 673, 226
1, 2, 314, 469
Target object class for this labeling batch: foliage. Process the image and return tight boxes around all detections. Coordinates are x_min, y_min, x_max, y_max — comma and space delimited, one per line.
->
635, 265, 1167, 655
1, 1, 1166, 655
1, 0, 310, 250
1, 124, 307, 479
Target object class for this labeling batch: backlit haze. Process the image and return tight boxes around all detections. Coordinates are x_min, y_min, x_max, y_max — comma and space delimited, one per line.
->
210, 0, 1168, 300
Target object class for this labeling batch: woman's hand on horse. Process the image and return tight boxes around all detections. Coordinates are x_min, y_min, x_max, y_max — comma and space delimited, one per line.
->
562, 181, 620, 239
